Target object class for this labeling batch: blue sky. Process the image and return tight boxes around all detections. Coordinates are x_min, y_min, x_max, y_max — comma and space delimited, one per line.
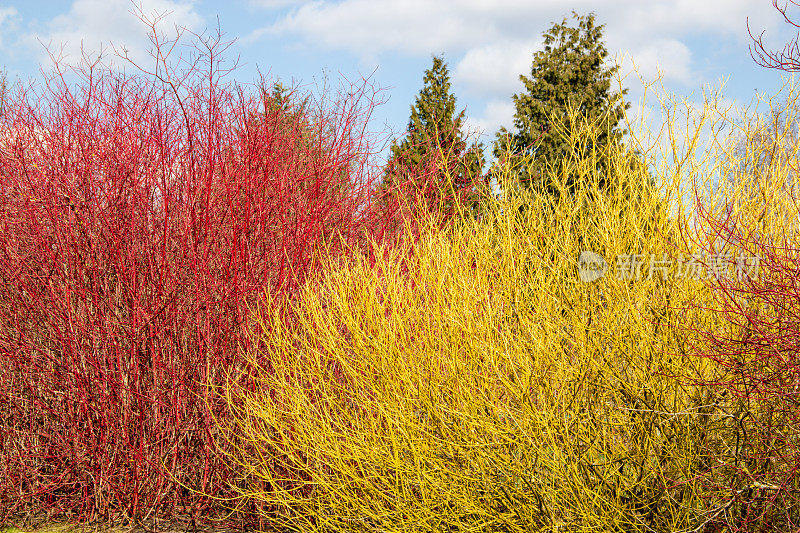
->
0, 1, 797, 161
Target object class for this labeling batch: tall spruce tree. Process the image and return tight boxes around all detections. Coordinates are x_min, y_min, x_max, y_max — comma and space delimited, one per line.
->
495, 12, 628, 194
382, 55, 485, 213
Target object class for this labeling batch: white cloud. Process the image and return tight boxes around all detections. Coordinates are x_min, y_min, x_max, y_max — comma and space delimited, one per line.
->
608, 0, 776, 41
248, 0, 305, 8
0, 6, 19, 49
27, 0, 204, 69
454, 39, 537, 97
464, 99, 516, 140
250, 0, 793, 103
252, 0, 502, 55
623, 39, 694, 86
0, 6, 17, 25
255, 0, 779, 55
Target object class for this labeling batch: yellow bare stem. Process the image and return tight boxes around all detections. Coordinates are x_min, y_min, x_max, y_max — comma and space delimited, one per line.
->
214, 81, 800, 531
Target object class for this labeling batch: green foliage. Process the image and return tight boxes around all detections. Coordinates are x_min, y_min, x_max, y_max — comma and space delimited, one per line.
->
266, 81, 294, 116
494, 11, 628, 195
381, 55, 486, 214
258, 81, 309, 127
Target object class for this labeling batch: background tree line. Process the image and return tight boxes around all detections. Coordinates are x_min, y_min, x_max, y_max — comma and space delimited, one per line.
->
380, 11, 629, 211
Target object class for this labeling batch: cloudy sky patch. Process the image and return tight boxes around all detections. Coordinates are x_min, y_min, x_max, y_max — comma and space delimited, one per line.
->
0, 0, 796, 155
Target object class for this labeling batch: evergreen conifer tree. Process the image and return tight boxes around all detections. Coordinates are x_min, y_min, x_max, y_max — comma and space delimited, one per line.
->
494, 12, 628, 195
382, 55, 485, 214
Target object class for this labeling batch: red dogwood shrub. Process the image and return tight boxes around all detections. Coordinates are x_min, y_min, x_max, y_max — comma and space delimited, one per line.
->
0, 23, 390, 525
682, 150, 800, 530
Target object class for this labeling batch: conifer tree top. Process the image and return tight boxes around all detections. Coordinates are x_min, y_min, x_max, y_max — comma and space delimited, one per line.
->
395, 55, 465, 160
495, 11, 628, 190
382, 55, 484, 209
